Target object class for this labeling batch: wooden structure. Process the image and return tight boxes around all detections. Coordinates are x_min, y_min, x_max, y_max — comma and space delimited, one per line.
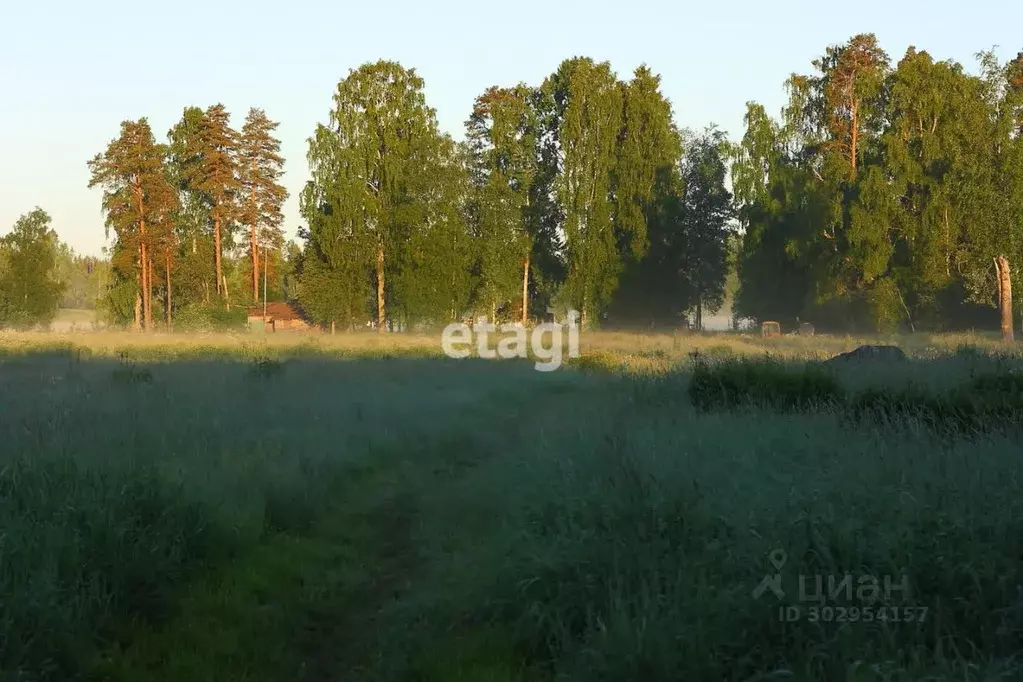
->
247, 302, 312, 332
761, 321, 781, 338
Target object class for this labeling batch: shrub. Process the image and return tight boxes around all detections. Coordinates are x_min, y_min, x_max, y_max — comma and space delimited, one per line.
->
172, 304, 247, 332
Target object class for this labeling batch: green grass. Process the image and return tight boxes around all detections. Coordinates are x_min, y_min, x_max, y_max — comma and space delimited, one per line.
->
2, 331, 1023, 681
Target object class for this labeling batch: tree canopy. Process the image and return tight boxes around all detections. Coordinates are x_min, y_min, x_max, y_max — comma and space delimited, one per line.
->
52, 40, 1023, 335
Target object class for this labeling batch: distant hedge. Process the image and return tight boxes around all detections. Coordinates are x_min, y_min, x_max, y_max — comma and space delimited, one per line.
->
688, 358, 1023, 437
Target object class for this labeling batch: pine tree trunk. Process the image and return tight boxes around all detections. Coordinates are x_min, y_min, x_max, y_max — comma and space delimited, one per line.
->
146, 250, 154, 330
133, 290, 142, 332
376, 243, 386, 333
251, 221, 259, 303
137, 183, 149, 331
139, 243, 146, 331
522, 253, 530, 326
165, 251, 172, 329
223, 274, 230, 311
997, 255, 1014, 342
214, 213, 223, 298
140, 242, 150, 331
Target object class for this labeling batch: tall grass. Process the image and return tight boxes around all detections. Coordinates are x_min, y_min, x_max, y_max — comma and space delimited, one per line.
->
1, 330, 1023, 680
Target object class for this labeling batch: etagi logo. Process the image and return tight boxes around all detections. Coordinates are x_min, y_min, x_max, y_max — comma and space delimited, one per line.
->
441, 311, 581, 371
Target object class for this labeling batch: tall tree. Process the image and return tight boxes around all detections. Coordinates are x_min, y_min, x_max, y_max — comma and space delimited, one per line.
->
88, 118, 178, 330
604, 65, 684, 327
0, 209, 65, 328
239, 108, 288, 302
186, 104, 240, 302
677, 126, 736, 329
465, 84, 539, 322
390, 135, 476, 326
303, 60, 443, 331
815, 34, 889, 180
543, 57, 625, 328
167, 107, 216, 307
614, 65, 682, 258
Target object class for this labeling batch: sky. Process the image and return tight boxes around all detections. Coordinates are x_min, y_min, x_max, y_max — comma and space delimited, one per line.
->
2, 0, 1021, 257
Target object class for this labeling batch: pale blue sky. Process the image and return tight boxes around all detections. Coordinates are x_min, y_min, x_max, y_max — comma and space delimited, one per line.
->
2, 0, 1020, 256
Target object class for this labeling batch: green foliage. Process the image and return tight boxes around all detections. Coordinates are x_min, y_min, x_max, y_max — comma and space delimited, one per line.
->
54, 244, 107, 310
301, 60, 470, 328
172, 304, 247, 332
676, 126, 735, 327
543, 58, 625, 326
732, 37, 1023, 334
0, 208, 65, 328
865, 276, 905, 333
465, 84, 539, 317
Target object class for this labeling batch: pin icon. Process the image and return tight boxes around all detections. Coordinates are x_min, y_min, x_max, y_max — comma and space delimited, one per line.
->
769, 549, 787, 570
752, 548, 788, 600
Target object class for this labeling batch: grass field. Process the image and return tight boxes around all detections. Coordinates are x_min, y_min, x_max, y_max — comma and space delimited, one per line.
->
2, 328, 1023, 681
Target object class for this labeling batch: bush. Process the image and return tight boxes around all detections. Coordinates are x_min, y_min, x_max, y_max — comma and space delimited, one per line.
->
172, 304, 247, 332
688, 358, 844, 412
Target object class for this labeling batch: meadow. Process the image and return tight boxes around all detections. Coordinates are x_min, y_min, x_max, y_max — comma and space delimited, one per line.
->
2, 328, 1023, 681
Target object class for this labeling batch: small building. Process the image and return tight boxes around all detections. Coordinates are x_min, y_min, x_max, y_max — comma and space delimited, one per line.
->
761, 321, 782, 338
798, 322, 815, 337
247, 302, 312, 332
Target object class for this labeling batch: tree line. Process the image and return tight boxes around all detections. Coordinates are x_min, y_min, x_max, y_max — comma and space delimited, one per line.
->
731, 36, 1023, 334
298, 58, 731, 331
65, 56, 730, 332
85, 105, 291, 330
4, 35, 1020, 334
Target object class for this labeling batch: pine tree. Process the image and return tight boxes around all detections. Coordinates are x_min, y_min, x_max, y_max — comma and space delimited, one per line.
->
87, 118, 178, 331
239, 108, 288, 303
186, 104, 240, 303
